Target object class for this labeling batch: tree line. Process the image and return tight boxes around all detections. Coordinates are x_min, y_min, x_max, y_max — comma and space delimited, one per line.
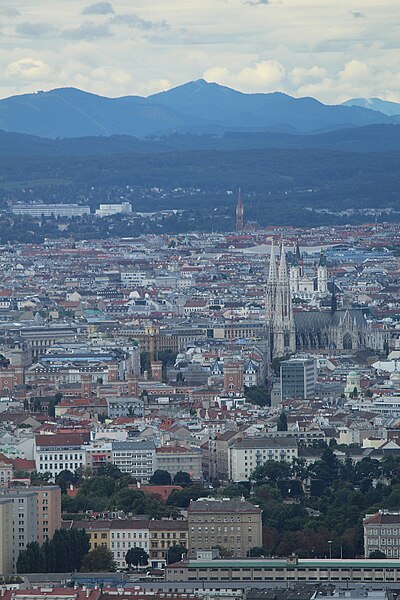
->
17, 528, 89, 573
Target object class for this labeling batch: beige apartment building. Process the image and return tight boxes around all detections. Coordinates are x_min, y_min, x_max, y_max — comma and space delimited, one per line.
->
35, 486, 62, 544
0, 498, 13, 575
187, 497, 262, 558
149, 520, 188, 569
364, 510, 400, 558
0, 454, 13, 487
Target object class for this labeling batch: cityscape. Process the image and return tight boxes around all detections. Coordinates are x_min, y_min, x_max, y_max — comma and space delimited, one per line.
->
0, 0, 400, 600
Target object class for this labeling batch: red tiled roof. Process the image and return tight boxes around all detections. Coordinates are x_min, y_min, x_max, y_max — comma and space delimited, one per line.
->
35, 433, 88, 447
11, 458, 36, 471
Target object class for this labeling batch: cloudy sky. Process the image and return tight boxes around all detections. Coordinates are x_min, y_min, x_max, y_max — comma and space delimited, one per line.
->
0, 0, 399, 103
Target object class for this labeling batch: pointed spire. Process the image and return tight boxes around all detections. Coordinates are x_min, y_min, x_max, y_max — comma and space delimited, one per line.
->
331, 279, 337, 314
237, 187, 243, 209
295, 238, 301, 261
292, 242, 299, 267
279, 241, 288, 281
318, 249, 327, 267
268, 239, 277, 284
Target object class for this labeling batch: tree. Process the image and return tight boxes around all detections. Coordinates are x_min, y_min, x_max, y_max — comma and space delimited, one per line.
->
166, 484, 205, 508
369, 549, 386, 559
97, 463, 123, 479
149, 469, 172, 485
17, 528, 89, 573
125, 546, 149, 569
277, 411, 288, 431
249, 546, 265, 557
81, 546, 116, 572
55, 469, 77, 493
167, 544, 187, 564
214, 545, 233, 558
30, 471, 52, 485
244, 384, 271, 407
173, 471, 192, 487
48, 399, 55, 418
253, 460, 291, 482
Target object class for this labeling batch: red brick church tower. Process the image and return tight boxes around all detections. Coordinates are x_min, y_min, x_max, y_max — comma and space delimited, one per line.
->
236, 189, 244, 233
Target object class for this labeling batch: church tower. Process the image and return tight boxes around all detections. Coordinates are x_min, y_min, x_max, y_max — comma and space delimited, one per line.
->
317, 249, 328, 294
236, 189, 244, 233
266, 239, 278, 323
290, 241, 300, 296
266, 241, 296, 357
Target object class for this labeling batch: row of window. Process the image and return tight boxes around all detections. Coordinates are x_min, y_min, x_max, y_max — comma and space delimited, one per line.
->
111, 531, 147, 539
190, 516, 250, 523
191, 526, 252, 532
39, 462, 81, 471
39, 453, 83, 460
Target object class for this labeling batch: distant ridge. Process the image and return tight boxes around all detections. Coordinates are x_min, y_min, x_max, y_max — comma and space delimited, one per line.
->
0, 123, 399, 156
0, 80, 396, 139
342, 97, 400, 118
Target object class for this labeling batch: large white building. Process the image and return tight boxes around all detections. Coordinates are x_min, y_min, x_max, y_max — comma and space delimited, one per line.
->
110, 519, 150, 569
228, 437, 299, 482
155, 445, 203, 481
112, 440, 156, 481
95, 202, 132, 217
35, 433, 88, 478
11, 204, 90, 218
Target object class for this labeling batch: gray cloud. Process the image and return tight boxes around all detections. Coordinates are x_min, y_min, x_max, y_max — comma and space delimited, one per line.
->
16, 22, 55, 37
82, 2, 114, 15
244, 0, 270, 5
62, 20, 112, 40
350, 11, 366, 18
0, 8, 20, 17
109, 14, 169, 31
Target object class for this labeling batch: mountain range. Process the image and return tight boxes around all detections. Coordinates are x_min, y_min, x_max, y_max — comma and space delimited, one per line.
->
0, 79, 399, 139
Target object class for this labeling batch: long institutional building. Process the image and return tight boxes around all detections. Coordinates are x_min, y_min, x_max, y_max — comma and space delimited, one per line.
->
166, 557, 400, 584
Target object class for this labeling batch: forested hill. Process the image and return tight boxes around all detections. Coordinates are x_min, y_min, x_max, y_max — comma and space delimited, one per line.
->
0, 124, 399, 157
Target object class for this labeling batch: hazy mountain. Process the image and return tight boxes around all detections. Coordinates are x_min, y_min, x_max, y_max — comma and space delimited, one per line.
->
1, 124, 399, 156
343, 97, 400, 117
0, 80, 395, 139
150, 80, 393, 132
0, 87, 207, 139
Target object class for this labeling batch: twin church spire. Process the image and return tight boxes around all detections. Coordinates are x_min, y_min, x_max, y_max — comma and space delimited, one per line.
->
266, 240, 296, 357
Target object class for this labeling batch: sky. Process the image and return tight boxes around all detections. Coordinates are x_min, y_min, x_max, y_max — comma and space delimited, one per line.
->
0, 0, 399, 104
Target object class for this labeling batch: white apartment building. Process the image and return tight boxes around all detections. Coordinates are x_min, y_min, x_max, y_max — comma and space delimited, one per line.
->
121, 271, 149, 286
110, 520, 150, 569
112, 441, 155, 481
95, 202, 132, 217
228, 437, 299, 482
35, 434, 87, 479
155, 445, 203, 481
11, 204, 90, 218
